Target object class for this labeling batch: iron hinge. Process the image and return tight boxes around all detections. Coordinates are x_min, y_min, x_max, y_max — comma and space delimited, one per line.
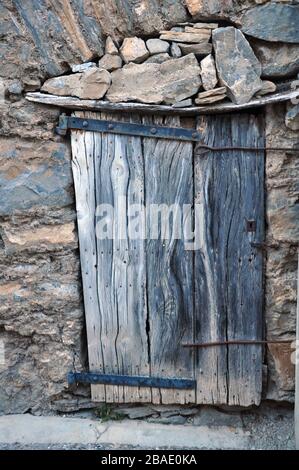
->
68, 372, 195, 390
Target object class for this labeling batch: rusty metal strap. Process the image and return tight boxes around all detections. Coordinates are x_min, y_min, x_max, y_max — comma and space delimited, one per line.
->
56, 115, 298, 152
182, 339, 294, 348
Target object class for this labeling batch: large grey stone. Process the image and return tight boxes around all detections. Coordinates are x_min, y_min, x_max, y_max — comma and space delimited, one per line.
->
120, 37, 149, 63
252, 41, 299, 79
212, 27, 262, 104
241, 4, 299, 43
184, 0, 254, 20
5, 0, 104, 78
106, 54, 201, 104
0, 139, 73, 216
146, 38, 169, 54
200, 54, 218, 91
92, 1, 188, 39
41, 68, 111, 99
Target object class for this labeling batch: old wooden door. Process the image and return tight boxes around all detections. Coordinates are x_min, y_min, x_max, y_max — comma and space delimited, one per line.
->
70, 110, 264, 406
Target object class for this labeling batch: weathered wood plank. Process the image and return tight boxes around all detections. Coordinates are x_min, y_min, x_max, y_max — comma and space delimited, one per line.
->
71, 109, 264, 406
194, 113, 264, 405
193, 128, 228, 404
70, 113, 105, 401
226, 113, 264, 406
143, 115, 195, 404
26, 89, 299, 116
71, 111, 150, 403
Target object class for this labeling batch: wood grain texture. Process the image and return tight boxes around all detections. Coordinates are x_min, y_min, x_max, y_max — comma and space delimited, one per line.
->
71, 111, 150, 403
26, 89, 299, 115
71, 110, 264, 406
194, 113, 264, 405
70, 113, 105, 401
143, 115, 195, 404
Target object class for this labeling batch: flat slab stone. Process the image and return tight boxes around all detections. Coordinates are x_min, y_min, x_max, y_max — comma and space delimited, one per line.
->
106, 53, 201, 104
178, 42, 212, 56
185, 26, 211, 39
212, 27, 262, 104
160, 30, 211, 43
195, 94, 226, 105
193, 22, 218, 29
241, 4, 299, 44
41, 68, 111, 99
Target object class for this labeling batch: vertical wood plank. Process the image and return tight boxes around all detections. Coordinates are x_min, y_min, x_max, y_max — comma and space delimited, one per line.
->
193, 124, 228, 404
71, 111, 150, 403
194, 113, 264, 405
226, 113, 264, 406
143, 115, 195, 405
70, 112, 105, 401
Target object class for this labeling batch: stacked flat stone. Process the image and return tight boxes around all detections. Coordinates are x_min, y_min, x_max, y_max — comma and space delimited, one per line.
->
41, 22, 281, 107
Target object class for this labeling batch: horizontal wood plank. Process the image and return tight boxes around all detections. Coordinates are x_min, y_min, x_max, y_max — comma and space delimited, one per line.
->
26, 89, 299, 116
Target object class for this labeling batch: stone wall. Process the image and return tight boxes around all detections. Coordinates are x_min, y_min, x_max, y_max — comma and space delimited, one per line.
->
0, 1, 298, 413
265, 103, 299, 402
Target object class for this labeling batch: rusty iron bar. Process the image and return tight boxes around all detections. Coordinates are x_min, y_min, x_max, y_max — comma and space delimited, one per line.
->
182, 339, 294, 348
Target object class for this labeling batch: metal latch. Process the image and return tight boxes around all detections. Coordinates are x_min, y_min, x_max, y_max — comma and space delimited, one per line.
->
246, 219, 256, 232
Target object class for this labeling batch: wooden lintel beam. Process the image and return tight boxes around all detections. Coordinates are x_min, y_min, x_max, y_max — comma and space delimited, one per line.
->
25, 89, 299, 116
